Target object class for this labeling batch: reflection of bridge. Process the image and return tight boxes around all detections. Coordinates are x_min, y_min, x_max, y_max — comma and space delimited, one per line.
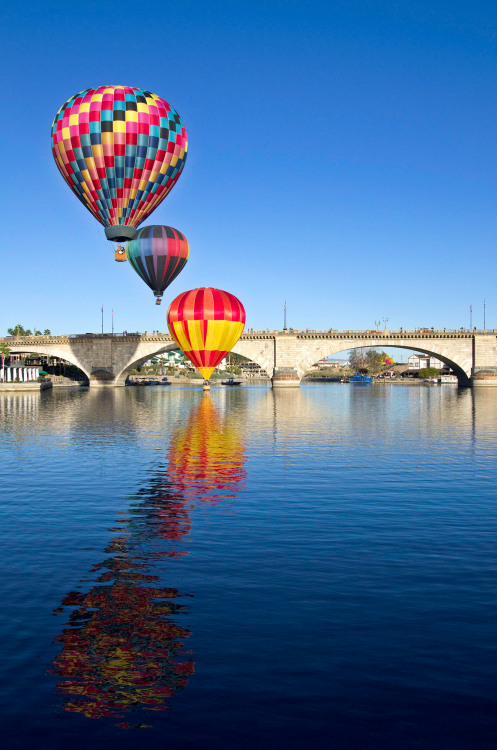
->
1, 329, 497, 387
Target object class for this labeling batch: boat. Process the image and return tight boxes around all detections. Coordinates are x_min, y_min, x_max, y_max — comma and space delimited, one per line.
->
349, 372, 373, 384
221, 377, 242, 386
132, 377, 171, 386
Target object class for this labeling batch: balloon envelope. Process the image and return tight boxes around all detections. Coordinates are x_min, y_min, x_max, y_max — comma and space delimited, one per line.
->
167, 288, 246, 380
51, 86, 188, 240
126, 225, 189, 301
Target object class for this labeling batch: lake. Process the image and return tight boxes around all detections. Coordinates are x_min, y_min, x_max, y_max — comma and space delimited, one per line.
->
0, 384, 496, 749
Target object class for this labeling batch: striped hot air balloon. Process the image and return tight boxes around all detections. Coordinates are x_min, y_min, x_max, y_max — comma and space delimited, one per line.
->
167, 288, 246, 380
51, 86, 188, 243
126, 225, 189, 304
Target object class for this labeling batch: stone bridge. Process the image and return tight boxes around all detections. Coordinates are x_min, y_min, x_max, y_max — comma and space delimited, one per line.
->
1, 329, 497, 387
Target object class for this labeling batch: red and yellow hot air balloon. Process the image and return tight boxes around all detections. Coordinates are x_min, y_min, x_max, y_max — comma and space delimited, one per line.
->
167, 288, 246, 380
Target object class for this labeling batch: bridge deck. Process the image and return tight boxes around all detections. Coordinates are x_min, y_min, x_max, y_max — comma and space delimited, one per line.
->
0, 328, 491, 346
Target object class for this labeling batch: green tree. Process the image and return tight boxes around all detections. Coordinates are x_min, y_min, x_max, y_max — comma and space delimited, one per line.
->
0, 343, 10, 382
7, 324, 28, 336
43, 329, 51, 335
417, 367, 440, 378
364, 350, 386, 375
7, 325, 49, 337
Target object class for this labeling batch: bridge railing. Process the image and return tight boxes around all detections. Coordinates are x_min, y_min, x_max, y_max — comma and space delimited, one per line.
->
1, 328, 496, 342
243, 328, 496, 335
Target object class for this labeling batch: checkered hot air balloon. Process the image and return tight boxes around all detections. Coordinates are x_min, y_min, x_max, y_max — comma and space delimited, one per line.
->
167, 288, 246, 381
51, 86, 188, 243
126, 225, 189, 304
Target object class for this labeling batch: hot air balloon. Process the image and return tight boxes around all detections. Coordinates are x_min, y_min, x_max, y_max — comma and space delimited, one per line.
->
167, 288, 246, 380
126, 225, 189, 304
51, 86, 188, 245
382, 355, 393, 365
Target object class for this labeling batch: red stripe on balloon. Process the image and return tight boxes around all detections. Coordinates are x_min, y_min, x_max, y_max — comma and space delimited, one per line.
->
193, 288, 204, 320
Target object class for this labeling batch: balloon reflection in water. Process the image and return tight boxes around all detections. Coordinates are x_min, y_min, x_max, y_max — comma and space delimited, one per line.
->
51, 397, 245, 723
51, 500, 194, 722
128, 476, 192, 554
167, 395, 246, 504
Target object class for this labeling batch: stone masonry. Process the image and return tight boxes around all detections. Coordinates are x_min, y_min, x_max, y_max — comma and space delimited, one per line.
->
1, 330, 496, 387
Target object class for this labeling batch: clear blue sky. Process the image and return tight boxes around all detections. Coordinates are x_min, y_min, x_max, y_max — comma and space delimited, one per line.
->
1, 0, 496, 335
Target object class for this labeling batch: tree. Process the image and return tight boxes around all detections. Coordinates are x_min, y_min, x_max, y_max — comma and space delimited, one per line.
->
349, 348, 368, 371
417, 367, 440, 378
349, 348, 388, 375
364, 350, 386, 375
7, 324, 28, 336
6, 325, 52, 337
0, 343, 10, 382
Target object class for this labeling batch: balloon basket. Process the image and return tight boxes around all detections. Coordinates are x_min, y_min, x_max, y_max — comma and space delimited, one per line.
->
202, 381, 211, 391
155, 298, 162, 305
114, 245, 127, 262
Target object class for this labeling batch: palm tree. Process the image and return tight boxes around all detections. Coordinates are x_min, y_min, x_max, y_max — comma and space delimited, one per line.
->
0, 343, 10, 382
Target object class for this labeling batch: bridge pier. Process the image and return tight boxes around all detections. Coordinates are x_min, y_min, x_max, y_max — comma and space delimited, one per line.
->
271, 336, 302, 387
271, 368, 301, 388
471, 335, 497, 386
89, 376, 126, 387
471, 370, 497, 386
89, 367, 126, 387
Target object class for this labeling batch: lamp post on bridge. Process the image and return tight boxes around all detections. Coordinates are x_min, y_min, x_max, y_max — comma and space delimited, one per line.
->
382, 317, 389, 333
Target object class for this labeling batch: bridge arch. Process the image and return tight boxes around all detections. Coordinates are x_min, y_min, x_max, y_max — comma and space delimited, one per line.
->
297, 340, 472, 385
118, 344, 272, 383
115, 343, 182, 383
231, 338, 275, 377
0, 342, 90, 380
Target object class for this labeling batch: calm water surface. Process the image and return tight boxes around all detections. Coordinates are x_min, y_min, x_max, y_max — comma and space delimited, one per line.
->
0, 384, 496, 749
